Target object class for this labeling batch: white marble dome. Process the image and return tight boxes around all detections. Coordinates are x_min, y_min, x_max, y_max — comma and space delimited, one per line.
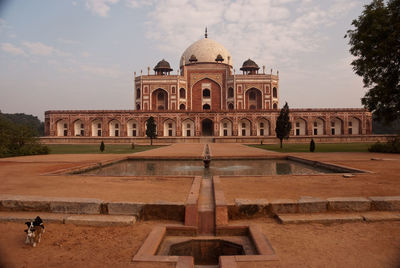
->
180, 38, 233, 67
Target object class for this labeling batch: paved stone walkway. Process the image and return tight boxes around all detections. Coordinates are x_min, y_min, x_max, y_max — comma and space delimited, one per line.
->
133, 143, 280, 158
133, 143, 204, 158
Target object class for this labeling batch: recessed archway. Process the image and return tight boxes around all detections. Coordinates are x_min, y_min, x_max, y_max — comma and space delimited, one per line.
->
238, 119, 251, 136
348, 117, 361, 135
219, 118, 233, 136
109, 119, 120, 137
245, 88, 262, 109
257, 118, 270, 136
163, 119, 176, 137
152, 88, 168, 110
201, 119, 213, 136
294, 118, 307, 136
73, 120, 84, 136
91, 119, 102, 137
56, 120, 68, 137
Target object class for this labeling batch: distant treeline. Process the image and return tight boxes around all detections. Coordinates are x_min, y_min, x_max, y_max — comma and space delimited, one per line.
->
0, 112, 44, 136
0, 112, 48, 158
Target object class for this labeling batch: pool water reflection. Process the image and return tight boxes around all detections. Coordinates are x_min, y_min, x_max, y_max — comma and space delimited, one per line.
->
82, 159, 335, 176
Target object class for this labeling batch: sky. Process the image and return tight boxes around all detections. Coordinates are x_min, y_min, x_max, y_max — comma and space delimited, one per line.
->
0, 0, 370, 121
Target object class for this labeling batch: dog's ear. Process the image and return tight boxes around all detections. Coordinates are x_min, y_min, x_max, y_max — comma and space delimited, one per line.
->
34, 216, 43, 225
25, 222, 31, 228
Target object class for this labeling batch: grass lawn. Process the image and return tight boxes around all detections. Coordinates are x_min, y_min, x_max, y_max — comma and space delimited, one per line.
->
249, 143, 374, 153
47, 144, 164, 154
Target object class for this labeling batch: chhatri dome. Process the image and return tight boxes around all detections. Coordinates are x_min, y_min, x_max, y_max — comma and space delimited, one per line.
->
180, 28, 233, 67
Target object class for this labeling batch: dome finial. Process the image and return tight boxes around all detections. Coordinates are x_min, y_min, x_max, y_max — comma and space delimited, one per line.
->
205, 27, 208, 38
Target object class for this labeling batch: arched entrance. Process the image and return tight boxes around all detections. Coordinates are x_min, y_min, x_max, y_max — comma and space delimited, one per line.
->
201, 119, 213, 136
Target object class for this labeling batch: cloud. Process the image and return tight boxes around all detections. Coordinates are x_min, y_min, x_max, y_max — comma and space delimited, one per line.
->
1, 43, 26, 56
126, 0, 155, 8
22, 41, 55, 56
85, 0, 119, 17
80, 64, 122, 78
135, 0, 359, 70
0, 18, 9, 32
58, 38, 81, 45
21, 41, 72, 57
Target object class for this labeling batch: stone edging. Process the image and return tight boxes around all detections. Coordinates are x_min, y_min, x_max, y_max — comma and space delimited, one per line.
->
0, 194, 185, 221
228, 196, 400, 219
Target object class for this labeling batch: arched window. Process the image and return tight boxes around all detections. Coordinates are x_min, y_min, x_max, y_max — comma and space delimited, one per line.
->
273, 103, 278, 109
179, 88, 186, 98
249, 91, 256, 100
136, 104, 140, 110
136, 88, 141, 98
203, 104, 211, 110
203, 89, 210, 98
158, 105, 164, 110
179, 103, 185, 110
158, 92, 164, 101
228, 87, 234, 98
228, 103, 234, 110
273, 87, 277, 98
172, 87, 176, 94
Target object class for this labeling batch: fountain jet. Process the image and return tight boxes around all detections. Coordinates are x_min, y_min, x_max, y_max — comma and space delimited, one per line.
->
203, 144, 211, 168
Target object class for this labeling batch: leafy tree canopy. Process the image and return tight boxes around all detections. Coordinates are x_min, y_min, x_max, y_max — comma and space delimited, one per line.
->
346, 0, 400, 123
0, 114, 48, 157
0, 112, 44, 136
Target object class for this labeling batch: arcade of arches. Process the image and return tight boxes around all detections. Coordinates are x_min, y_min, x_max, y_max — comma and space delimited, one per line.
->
49, 112, 371, 137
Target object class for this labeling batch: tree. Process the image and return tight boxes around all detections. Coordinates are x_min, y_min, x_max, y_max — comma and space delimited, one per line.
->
0, 114, 48, 157
100, 141, 105, 152
345, 0, 400, 123
275, 102, 292, 148
1, 112, 44, 136
310, 139, 315, 152
146, 116, 157, 145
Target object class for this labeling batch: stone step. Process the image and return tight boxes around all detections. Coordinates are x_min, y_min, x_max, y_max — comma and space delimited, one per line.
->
277, 211, 400, 224
0, 211, 136, 226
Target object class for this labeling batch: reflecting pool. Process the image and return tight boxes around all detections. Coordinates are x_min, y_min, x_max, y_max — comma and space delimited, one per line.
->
81, 159, 336, 176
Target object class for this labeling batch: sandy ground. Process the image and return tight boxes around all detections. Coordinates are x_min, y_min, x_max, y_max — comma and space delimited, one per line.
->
1, 144, 400, 267
220, 152, 400, 202
0, 220, 399, 268
0, 151, 192, 203
0, 220, 172, 268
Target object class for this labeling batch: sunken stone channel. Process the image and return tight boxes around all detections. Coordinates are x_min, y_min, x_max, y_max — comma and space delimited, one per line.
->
164, 238, 246, 265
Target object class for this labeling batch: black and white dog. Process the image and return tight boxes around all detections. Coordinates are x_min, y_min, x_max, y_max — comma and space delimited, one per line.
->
24, 216, 45, 247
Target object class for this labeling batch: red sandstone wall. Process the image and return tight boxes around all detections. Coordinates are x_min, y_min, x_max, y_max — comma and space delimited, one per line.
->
191, 78, 221, 111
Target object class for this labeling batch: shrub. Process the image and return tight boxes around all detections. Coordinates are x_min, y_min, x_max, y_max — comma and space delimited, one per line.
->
369, 136, 400, 153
